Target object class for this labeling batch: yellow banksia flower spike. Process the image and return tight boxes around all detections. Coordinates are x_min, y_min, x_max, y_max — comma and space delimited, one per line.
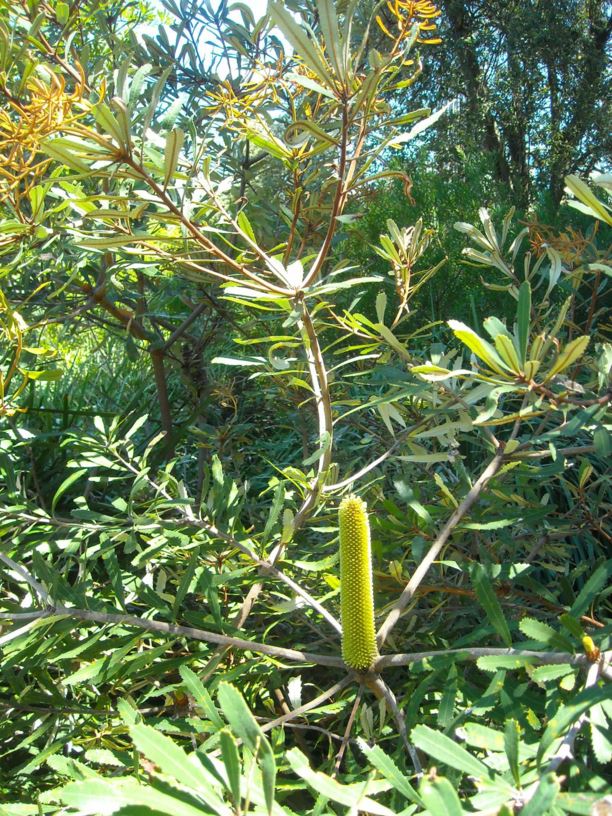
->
339, 495, 380, 671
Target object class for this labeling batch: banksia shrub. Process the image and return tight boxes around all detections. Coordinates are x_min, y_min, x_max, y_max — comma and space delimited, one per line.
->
338, 495, 380, 670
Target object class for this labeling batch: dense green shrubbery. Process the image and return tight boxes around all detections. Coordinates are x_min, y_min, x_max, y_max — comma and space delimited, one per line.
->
0, 1, 610, 814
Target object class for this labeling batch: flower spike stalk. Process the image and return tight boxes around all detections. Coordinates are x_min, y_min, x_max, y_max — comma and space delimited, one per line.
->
338, 495, 380, 670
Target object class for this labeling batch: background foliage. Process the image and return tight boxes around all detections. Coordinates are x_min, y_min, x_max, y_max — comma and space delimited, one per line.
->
0, 0, 610, 814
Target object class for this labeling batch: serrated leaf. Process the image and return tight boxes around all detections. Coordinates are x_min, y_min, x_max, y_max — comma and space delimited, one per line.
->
530, 664, 575, 687
129, 722, 226, 804
477, 655, 535, 672
179, 666, 224, 728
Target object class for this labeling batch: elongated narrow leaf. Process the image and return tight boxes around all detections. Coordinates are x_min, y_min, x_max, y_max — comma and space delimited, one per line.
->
285, 120, 338, 146
516, 281, 531, 366
569, 560, 610, 616
471, 564, 512, 647
358, 739, 422, 804
316, 0, 343, 75
51, 469, 87, 513
163, 127, 184, 188
537, 684, 610, 764
267, 2, 333, 86
129, 722, 224, 798
286, 72, 336, 99
504, 719, 521, 786
219, 729, 241, 806
519, 618, 573, 652
520, 773, 560, 815
565, 175, 612, 225
477, 655, 535, 672
448, 320, 511, 376
411, 725, 492, 779
389, 100, 455, 146
286, 748, 394, 816
494, 333, 521, 372
217, 683, 275, 815
544, 335, 589, 381
419, 775, 466, 816
60, 777, 224, 816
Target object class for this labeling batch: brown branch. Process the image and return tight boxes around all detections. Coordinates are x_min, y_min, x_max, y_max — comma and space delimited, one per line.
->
375, 648, 596, 671
376, 444, 508, 647
302, 102, 349, 288
6, 607, 344, 667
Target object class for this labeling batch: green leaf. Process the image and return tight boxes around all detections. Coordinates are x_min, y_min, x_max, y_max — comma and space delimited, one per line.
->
569, 560, 610, 617
217, 683, 275, 815
516, 281, 531, 366
357, 740, 422, 804
518, 618, 557, 644
477, 655, 535, 672
56, 1, 69, 24
237, 210, 256, 243
537, 684, 611, 764
286, 72, 336, 99
316, 0, 343, 75
219, 729, 242, 806
494, 333, 521, 372
448, 320, 511, 376
60, 777, 219, 816
285, 119, 339, 147
129, 722, 225, 799
51, 468, 87, 514
285, 748, 394, 816
559, 613, 583, 639
419, 775, 466, 816
411, 725, 492, 780
163, 127, 184, 188
520, 773, 560, 815
530, 664, 575, 687
565, 175, 612, 225
556, 792, 605, 815
267, 2, 333, 86
544, 335, 589, 381
179, 666, 224, 729
471, 564, 512, 647
504, 719, 521, 786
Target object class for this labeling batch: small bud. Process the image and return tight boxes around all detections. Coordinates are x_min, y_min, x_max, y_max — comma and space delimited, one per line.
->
582, 635, 600, 662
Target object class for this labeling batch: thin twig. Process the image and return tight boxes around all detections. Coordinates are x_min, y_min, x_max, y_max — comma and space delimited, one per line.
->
0, 551, 52, 606
1, 607, 344, 667
363, 673, 422, 773
333, 687, 363, 776
376, 445, 507, 647
292, 298, 334, 532
261, 677, 352, 733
